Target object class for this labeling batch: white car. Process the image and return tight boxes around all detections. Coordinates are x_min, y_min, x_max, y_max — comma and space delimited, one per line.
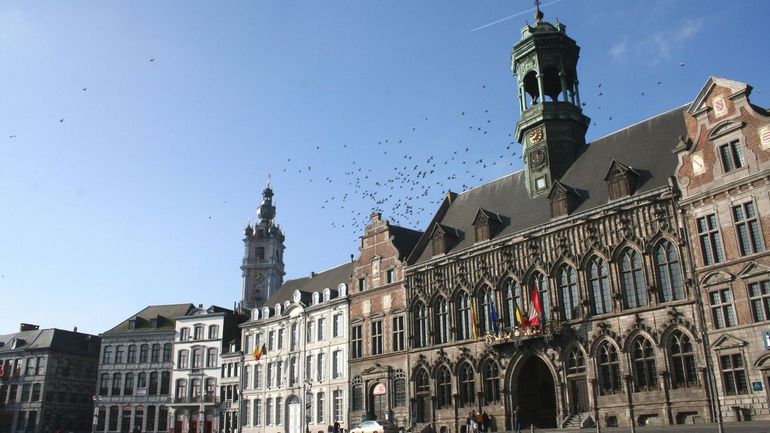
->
350, 421, 398, 433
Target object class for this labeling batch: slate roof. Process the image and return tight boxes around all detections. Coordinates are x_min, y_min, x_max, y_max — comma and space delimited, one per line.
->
102, 303, 196, 335
0, 328, 98, 356
410, 105, 688, 264
389, 225, 423, 260
263, 262, 354, 309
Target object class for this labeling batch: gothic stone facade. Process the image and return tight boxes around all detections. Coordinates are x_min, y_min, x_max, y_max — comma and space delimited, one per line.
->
676, 77, 770, 421
348, 213, 421, 429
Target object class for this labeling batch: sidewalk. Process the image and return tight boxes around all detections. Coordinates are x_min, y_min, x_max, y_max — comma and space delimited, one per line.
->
512, 421, 770, 433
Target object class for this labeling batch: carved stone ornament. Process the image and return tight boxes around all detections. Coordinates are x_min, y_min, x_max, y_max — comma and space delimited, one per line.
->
528, 147, 547, 171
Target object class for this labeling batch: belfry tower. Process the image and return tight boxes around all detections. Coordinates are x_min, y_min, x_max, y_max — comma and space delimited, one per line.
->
240, 180, 285, 310
512, 6, 590, 198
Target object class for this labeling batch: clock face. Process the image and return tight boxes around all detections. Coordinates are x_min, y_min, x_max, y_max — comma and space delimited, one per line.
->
256, 272, 265, 283
528, 127, 544, 144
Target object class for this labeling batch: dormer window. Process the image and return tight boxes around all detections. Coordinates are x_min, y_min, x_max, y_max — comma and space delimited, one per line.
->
128, 320, 136, 330
323, 288, 331, 302
312, 292, 320, 305
548, 181, 580, 218
604, 160, 639, 201
472, 209, 502, 242
262, 307, 270, 319
431, 224, 459, 256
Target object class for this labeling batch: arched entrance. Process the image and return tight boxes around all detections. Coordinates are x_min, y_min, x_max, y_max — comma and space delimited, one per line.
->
286, 396, 301, 433
369, 383, 387, 421
514, 356, 557, 429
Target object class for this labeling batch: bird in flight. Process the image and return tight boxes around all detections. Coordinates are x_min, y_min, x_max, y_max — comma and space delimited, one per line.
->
9, 135, 16, 139
149, 58, 156, 62
82, 87, 87, 91
59, 119, 64, 123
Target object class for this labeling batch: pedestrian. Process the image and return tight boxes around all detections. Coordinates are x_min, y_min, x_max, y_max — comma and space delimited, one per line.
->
513, 406, 521, 433
481, 412, 489, 433
334, 421, 340, 433
466, 412, 476, 433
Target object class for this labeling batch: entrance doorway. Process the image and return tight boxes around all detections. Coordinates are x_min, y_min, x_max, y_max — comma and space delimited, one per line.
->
515, 357, 557, 428
370, 383, 387, 421
568, 378, 589, 414
287, 396, 301, 433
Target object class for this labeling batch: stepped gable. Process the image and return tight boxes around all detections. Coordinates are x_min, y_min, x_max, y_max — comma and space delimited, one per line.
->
412, 105, 687, 264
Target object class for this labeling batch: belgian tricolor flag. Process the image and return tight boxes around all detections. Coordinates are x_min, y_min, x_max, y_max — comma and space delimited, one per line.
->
253, 343, 267, 361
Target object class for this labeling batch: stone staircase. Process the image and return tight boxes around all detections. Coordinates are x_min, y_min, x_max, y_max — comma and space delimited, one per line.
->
561, 412, 594, 429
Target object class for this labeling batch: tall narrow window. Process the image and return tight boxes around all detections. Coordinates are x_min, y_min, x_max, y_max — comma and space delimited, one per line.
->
333, 314, 343, 338
413, 302, 428, 348
588, 257, 612, 315
482, 360, 500, 403
477, 286, 493, 334
352, 377, 363, 411
275, 397, 282, 425
333, 390, 343, 422
162, 343, 172, 362
254, 365, 262, 389
455, 292, 472, 340
598, 341, 621, 395
111, 373, 122, 396
291, 323, 298, 351
567, 348, 585, 375
631, 336, 657, 391
710, 288, 737, 328
351, 325, 362, 358
139, 345, 149, 363
749, 280, 770, 322
656, 241, 684, 302
733, 202, 764, 256
254, 399, 261, 426
266, 398, 272, 425
720, 354, 748, 395
333, 350, 343, 379
436, 366, 452, 409
414, 369, 430, 423
719, 140, 745, 173
393, 370, 406, 407
558, 266, 579, 320
115, 346, 125, 363
151, 344, 160, 362
371, 321, 383, 355
502, 279, 521, 327
620, 249, 646, 308
316, 353, 325, 382
697, 214, 725, 265
458, 362, 475, 407
316, 392, 325, 424
318, 318, 326, 341
670, 331, 697, 388
433, 298, 449, 345
392, 316, 405, 351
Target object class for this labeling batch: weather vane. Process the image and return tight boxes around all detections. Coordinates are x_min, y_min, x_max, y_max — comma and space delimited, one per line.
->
534, 0, 544, 22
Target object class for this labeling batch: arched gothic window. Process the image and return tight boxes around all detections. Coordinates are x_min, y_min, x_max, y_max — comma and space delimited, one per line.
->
458, 362, 475, 407
620, 249, 647, 309
502, 279, 522, 327
598, 341, 621, 395
454, 292, 472, 341
482, 360, 500, 403
631, 336, 658, 391
413, 302, 428, 348
433, 297, 449, 345
414, 369, 430, 423
436, 366, 452, 409
558, 266, 579, 320
670, 330, 697, 388
477, 286, 493, 335
588, 257, 612, 315
567, 348, 586, 375
656, 241, 684, 302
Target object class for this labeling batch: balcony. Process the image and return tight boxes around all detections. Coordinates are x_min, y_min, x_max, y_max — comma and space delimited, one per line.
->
483, 320, 561, 347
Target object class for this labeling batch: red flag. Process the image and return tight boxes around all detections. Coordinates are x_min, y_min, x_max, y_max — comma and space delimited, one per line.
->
528, 286, 542, 328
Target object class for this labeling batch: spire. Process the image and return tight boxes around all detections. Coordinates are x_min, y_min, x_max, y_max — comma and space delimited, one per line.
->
534, 0, 543, 23
258, 179, 276, 224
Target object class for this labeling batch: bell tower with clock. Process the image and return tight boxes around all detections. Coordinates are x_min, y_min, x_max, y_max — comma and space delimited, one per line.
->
240, 180, 286, 310
511, 6, 590, 198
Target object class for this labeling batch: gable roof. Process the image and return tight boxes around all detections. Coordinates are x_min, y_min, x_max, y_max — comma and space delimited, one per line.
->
389, 225, 423, 260
410, 105, 687, 264
0, 328, 99, 356
102, 303, 196, 335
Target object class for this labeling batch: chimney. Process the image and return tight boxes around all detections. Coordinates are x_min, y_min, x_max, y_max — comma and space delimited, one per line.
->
310, 271, 316, 278
19, 323, 39, 332
73, 326, 78, 333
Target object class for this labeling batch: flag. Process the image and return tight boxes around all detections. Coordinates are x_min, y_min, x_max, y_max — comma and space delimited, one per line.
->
470, 308, 479, 340
528, 286, 542, 328
515, 304, 527, 329
487, 292, 499, 335
253, 343, 266, 361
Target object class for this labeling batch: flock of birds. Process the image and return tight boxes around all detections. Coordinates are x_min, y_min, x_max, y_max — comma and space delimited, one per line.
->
4, 54, 690, 243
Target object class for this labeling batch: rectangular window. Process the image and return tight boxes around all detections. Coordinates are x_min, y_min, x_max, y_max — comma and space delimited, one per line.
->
371, 321, 383, 355
318, 318, 326, 341
305, 355, 313, 382
749, 280, 770, 322
358, 278, 366, 292
317, 353, 325, 382
710, 288, 737, 329
333, 390, 343, 422
697, 214, 725, 265
719, 140, 745, 173
392, 316, 405, 352
306, 321, 314, 343
275, 397, 282, 425
387, 269, 395, 284
266, 398, 272, 425
333, 314, 342, 338
277, 328, 284, 350
25, 358, 35, 376
266, 363, 273, 389
333, 350, 343, 379
268, 331, 275, 351
733, 202, 763, 256
254, 399, 261, 426
720, 353, 748, 395
194, 326, 204, 340
351, 326, 362, 358
317, 392, 325, 424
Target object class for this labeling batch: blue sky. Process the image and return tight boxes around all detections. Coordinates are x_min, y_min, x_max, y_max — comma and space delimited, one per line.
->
1, 0, 768, 335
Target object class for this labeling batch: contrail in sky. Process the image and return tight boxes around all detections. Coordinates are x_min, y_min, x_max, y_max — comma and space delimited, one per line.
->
471, 0, 564, 32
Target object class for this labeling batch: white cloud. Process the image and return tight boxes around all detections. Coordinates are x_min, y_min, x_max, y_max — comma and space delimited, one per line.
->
609, 38, 628, 62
